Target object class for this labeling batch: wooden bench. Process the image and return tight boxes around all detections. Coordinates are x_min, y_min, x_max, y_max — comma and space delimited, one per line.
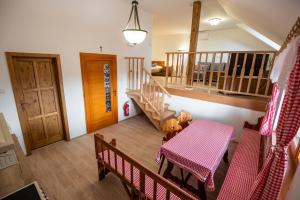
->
94, 133, 196, 200
217, 118, 271, 200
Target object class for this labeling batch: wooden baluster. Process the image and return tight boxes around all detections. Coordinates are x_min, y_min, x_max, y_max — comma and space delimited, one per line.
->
153, 180, 157, 200
107, 149, 111, 167
145, 75, 148, 100
144, 69, 147, 99
238, 53, 248, 93
101, 143, 105, 163
131, 58, 135, 90
140, 59, 144, 102
216, 53, 223, 90
175, 53, 179, 84
247, 53, 257, 94
171, 53, 174, 84
162, 93, 165, 112
133, 58, 135, 90
136, 58, 139, 90
155, 87, 158, 111
140, 171, 145, 195
203, 53, 208, 86
166, 190, 170, 200
149, 80, 152, 102
255, 54, 266, 95
180, 53, 185, 85
197, 53, 202, 84
130, 165, 133, 185
122, 157, 125, 178
223, 53, 231, 91
128, 58, 131, 90
158, 88, 161, 114
148, 77, 151, 101
153, 83, 156, 106
208, 53, 216, 93
114, 152, 117, 172
230, 53, 239, 91
264, 53, 275, 96
165, 53, 169, 87
151, 83, 154, 107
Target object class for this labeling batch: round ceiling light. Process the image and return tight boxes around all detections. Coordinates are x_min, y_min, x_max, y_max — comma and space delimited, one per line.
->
209, 18, 221, 26
123, 0, 148, 45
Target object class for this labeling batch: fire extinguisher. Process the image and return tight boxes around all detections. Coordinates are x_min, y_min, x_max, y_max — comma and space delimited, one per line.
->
123, 101, 129, 116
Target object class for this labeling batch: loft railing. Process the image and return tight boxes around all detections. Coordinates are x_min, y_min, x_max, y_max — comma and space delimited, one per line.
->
126, 57, 171, 120
164, 51, 276, 97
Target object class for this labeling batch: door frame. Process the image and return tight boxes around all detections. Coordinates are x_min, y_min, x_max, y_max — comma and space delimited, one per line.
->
5, 52, 70, 155
80, 53, 118, 133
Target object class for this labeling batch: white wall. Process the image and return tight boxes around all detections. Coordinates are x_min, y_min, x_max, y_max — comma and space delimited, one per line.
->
152, 27, 274, 61
0, 0, 152, 154
166, 95, 264, 140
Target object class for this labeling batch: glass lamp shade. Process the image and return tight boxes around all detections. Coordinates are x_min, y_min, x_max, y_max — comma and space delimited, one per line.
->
123, 29, 147, 45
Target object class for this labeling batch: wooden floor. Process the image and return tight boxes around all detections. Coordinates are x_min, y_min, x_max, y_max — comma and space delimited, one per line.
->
1, 115, 237, 200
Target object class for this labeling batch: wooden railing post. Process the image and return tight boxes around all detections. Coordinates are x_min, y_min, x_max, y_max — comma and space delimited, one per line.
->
208, 52, 216, 93
165, 53, 169, 87
140, 58, 144, 102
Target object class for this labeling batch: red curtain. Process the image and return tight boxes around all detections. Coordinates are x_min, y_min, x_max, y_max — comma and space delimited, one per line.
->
248, 43, 300, 200
259, 83, 280, 136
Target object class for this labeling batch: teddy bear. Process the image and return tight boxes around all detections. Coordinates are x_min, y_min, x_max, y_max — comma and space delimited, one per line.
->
177, 111, 192, 129
161, 118, 182, 143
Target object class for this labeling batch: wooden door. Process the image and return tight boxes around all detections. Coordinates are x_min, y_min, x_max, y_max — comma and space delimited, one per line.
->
80, 53, 118, 133
6, 53, 69, 154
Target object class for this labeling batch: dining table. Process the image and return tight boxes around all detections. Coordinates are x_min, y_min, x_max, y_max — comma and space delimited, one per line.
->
157, 119, 234, 200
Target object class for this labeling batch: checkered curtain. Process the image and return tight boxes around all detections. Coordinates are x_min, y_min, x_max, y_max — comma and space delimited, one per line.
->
259, 83, 280, 136
248, 43, 300, 200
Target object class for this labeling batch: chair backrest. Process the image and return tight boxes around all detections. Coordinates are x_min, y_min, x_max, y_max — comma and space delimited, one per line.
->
94, 134, 196, 200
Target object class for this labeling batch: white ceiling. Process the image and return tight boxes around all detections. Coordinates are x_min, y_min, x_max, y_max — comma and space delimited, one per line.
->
136, 0, 239, 35
218, 0, 300, 45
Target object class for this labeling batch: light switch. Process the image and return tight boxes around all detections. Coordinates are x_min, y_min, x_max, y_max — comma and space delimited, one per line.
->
0, 89, 5, 94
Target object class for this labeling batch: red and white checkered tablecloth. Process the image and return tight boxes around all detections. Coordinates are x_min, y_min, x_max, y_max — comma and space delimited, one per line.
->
159, 119, 234, 191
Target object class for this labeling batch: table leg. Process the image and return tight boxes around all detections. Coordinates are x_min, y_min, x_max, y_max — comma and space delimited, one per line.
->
183, 172, 192, 187
223, 150, 229, 163
162, 160, 174, 179
158, 155, 165, 174
180, 168, 184, 188
198, 180, 207, 200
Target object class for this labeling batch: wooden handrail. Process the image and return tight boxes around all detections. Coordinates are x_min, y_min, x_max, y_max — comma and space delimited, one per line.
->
164, 50, 276, 98
126, 57, 171, 119
166, 50, 277, 54
142, 67, 171, 97
94, 134, 196, 200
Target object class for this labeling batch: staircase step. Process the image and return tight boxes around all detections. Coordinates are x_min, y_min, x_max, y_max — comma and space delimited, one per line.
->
145, 103, 156, 113
126, 90, 140, 98
152, 110, 176, 121
127, 89, 174, 130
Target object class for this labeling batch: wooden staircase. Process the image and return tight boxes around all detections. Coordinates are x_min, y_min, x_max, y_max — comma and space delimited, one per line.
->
126, 57, 175, 130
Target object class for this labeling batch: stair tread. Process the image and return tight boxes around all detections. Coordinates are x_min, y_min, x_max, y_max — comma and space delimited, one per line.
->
152, 110, 176, 121
127, 89, 174, 129
126, 90, 140, 97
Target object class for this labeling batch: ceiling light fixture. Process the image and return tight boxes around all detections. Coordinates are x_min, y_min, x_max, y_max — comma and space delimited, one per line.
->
209, 18, 221, 26
123, 0, 147, 45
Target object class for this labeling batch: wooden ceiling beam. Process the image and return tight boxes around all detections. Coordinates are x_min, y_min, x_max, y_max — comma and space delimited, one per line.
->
187, 1, 202, 85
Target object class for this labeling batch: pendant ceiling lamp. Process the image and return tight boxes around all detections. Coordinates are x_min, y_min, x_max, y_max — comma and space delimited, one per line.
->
123, 0, 147, 45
